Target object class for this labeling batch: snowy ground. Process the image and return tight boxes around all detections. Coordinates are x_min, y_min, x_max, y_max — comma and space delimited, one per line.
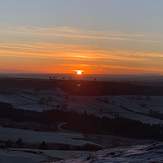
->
67, 95, 163, 124
0, 143, 163, 163
0, 148, 93, 163
0, 127, 97, 146
1, 143, 163, 163
0, 88, 65, 112
0, 88, 163, 124
0, 149, 45, 163
0, 88, 163, 162
55, 143, 163, 163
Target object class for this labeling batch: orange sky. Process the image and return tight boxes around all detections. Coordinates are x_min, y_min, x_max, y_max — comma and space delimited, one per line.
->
0, 26, 163, 75
0, 1, 163, 75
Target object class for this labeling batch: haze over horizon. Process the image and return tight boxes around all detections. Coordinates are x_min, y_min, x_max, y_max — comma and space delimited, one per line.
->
0, 0, 163, 75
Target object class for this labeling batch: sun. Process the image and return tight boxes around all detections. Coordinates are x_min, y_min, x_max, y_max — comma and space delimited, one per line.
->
74, 70, 84, 75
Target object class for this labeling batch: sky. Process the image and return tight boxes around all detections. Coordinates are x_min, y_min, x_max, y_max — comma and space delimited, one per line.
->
0, 0, 163, 75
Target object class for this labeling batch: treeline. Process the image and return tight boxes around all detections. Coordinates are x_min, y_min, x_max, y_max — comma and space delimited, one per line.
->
45, 110, 163, 140
1, 78, 163, 96
54, 79, 163, 96
0, 102, 163, 141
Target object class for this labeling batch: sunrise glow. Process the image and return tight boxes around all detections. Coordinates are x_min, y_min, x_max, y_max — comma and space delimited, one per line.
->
74, 70, 84, 75
0, 1, 163, 75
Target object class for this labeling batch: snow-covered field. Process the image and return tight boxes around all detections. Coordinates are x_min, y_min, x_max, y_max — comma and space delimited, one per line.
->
55, 143, 163, 163
0, 88, 163, 124
0, 148, 93, 163
67, 95, 163, 124
0, 127, 97, 146
0, 88, 65, 112
0, 88, 163, 162
1, 143, 163, 163
0, 149, 45, 163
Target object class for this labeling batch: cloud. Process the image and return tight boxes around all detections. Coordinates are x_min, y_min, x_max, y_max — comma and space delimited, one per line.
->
0, 25, 162, 44
0, 25, 163, 74
0, 41, 163, 61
